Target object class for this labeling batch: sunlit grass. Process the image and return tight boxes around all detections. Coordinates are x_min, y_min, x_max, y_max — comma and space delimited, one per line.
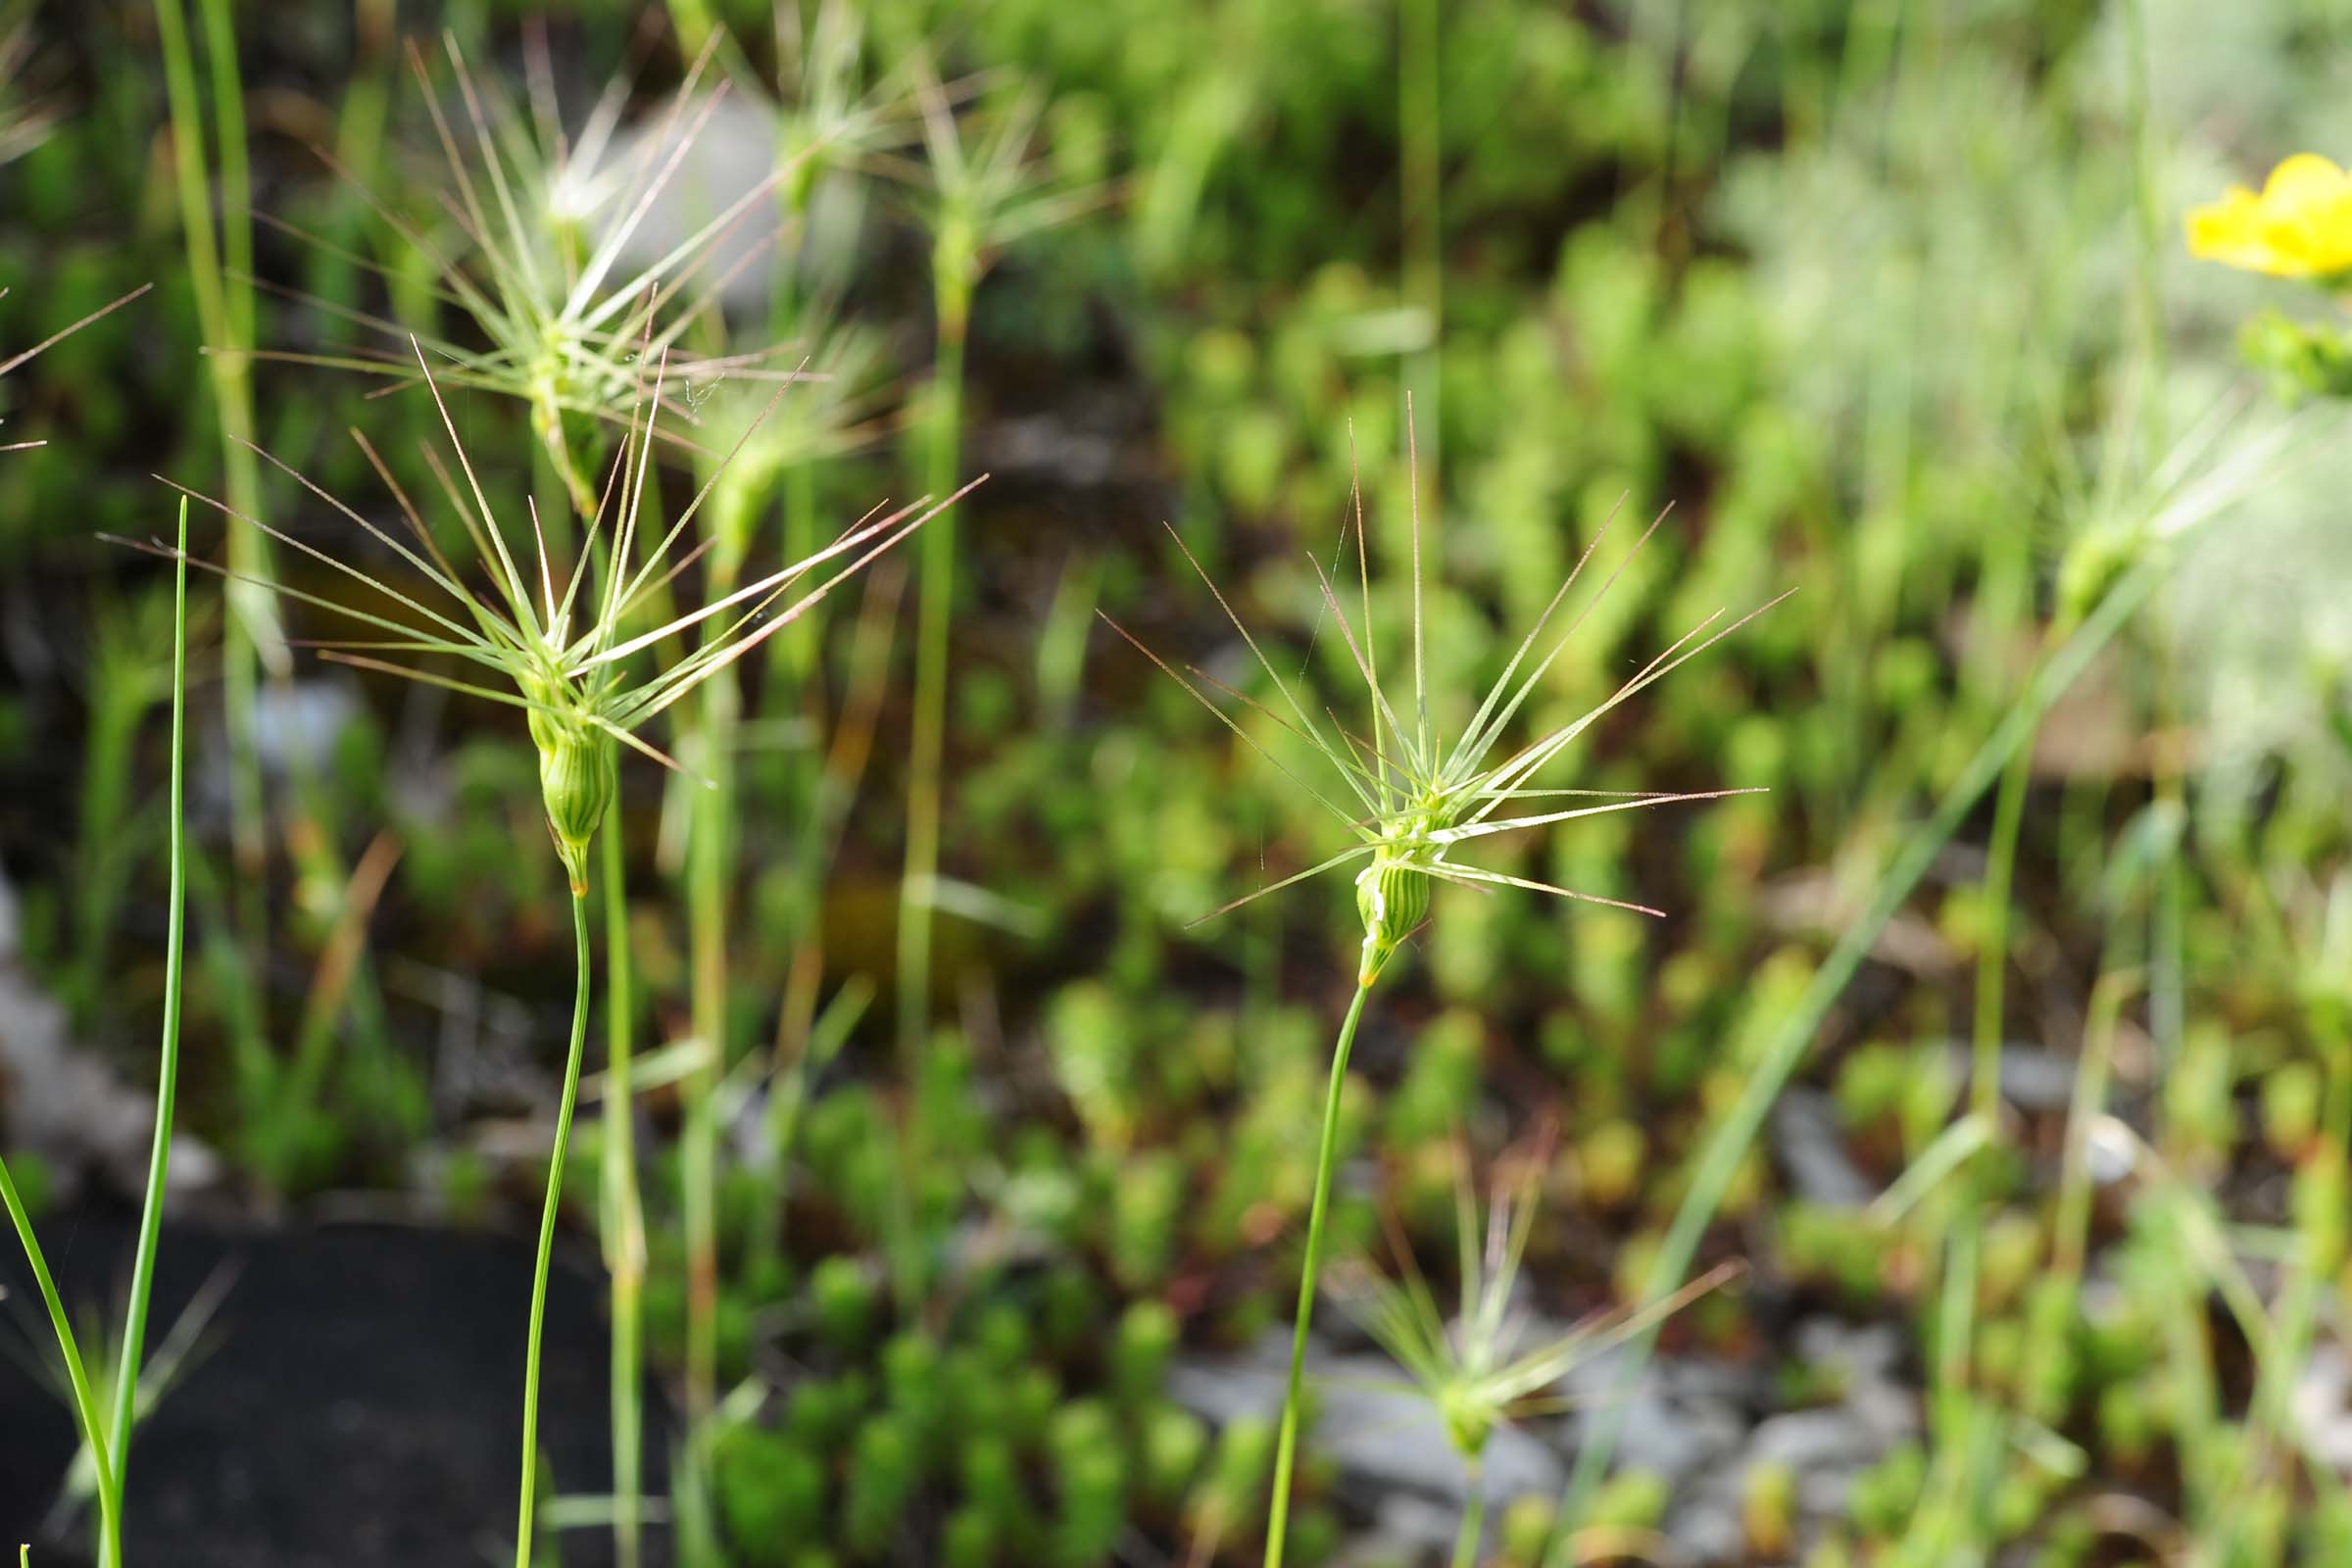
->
1115, 416, 1777, 1567
128, 340, 971, 1568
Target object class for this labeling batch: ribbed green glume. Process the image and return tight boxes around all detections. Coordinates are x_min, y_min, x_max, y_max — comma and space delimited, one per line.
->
531, 707, 615, 896
1354, 850, 1432, 983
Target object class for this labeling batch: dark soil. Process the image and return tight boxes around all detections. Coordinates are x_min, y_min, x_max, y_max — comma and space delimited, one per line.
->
0, 1212, 668, 1567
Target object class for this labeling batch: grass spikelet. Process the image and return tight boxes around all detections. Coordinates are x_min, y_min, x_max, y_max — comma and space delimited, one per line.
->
123, 342, 975, 1568
259, 29, 815, 514
1112, 407, 1780, 1568
1332, 1147, 1739, 1568
1112, 408, 1784, 985
133, 337, 975, 892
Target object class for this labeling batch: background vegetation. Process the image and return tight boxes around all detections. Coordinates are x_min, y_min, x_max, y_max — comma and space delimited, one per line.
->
7, 0, 2352, 1564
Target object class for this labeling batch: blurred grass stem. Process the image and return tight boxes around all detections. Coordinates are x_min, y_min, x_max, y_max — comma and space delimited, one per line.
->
601, 821, 645, 1568
152, 0, 279, 896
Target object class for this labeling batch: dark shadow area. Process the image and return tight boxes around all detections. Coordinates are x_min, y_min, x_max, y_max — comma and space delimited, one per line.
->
0, 1213, 667, 1567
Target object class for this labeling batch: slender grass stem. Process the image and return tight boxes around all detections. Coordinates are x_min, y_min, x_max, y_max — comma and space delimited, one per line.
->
1900, 706, 2038, 1566
0, 505, 184, 1568
1264, 977, 1374, 1568
152, 0, 278, 896
1449, 1458, 1486, 1568
2120, 0, 2183, 1073
105, 497, 192, 1522
1399, 0, 1440, 492
898, 291, 967, 1070
1973, 728, 2034, 1113
2147, 636, 2186, 1071
780, 543, 900, 1075
684, 666, 734, 1425
781, 460, 824, 694
890, 276, 969, 1307
2027, 966, 2135, 1424
776, 456, 829, 1059
0, 1157, 118, 1562
2160, 1248, 2220, 1532
1905, 1235, 1982, 1567
516, 888, 595, 1568
673, 525, 746, 1557
599, 821, 644, 1568
1546, 555, 2171, 1557
1925, 701, 2037, 1455
681, 481, 757, 1429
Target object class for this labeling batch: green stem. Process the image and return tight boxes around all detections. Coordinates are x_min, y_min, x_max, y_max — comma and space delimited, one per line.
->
599, 822, 643, 1568
193, 0, 250, 355
2026, 966, 2134, 1425
672, 513, 745, 1562
1449, 1458, 1486, 1568
1929, 704, 2036, 1432
2161, 1245, 2220, 1532
665, 0, 715, 57
153, 0, 278, 895
0, 1158, 119, 1562
1545, 555, 2171, 1558
685, 567, 741, 1426
770, 482, 831, 1117
105, 499, 192, 1524
1399, 0, 1441, 490
898, 299, 967, 1069
778, 457, 828, 1062
781, 460, 823, 691
2122, 0, 2168, 421
1970, 709, 2036, 1138
890, 279, 969, 1308
515, 889, 595, 1568
1264, 977, 1374, 1568
2146, 611, 2187, 1074
2119, 0, 2181, 1070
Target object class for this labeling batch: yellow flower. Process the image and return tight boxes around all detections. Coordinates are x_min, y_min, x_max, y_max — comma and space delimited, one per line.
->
2187, 153, 2352, 279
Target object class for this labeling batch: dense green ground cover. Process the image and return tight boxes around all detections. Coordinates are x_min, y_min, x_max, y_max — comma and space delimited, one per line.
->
8, 1, 2352, 1564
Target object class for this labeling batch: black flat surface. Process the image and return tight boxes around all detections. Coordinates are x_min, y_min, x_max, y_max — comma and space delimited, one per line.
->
0, 1211, 666, 1567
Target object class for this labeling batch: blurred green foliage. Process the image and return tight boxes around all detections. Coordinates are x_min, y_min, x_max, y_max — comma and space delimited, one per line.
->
11, 0, 2352, 1563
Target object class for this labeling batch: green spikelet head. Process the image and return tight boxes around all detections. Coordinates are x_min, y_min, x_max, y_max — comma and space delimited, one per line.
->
1111, 408, 1786, 993
145, 302, 970, 919
1353, 847, 1433, 985
1438, 1383, 1494, 1461
528, 697, 615, 898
